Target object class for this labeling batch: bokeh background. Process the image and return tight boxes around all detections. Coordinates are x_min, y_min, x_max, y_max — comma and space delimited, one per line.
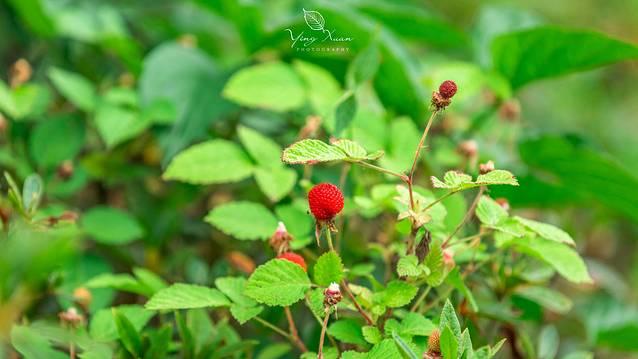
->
1, 0, 637, 358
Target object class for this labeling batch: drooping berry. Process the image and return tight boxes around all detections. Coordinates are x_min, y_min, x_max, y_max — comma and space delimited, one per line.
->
270, 221, 293, 254
438, 80, 457, 99
323, 282, 342, 308
308, 183, 344, 221
277, 252, 307, 272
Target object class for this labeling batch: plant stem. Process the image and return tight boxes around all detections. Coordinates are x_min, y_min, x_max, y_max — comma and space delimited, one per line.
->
442, 187, 485, 248
408, 110, 439, 209
317, 308, 331, 359
284, 307, 308, 352
356, 161, 406, 180
410, 285, 431, 312
422, 189, 459, 212
341, 279, 374, 325
254, 317, 294, 341
304, 297, 339, 350
325, 228, 335, 252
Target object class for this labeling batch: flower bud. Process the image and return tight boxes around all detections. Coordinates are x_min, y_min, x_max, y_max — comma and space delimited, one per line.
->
479, 160, 495, 175
59, 307, 84, 327
270, 221, 293, 254
443, 249, 455, 270
428, 328, 441, 353
323, 282, 342, 308
457, 140, 478, 158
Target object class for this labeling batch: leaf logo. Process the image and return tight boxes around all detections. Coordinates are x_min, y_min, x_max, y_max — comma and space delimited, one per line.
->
303, 8, 325, 31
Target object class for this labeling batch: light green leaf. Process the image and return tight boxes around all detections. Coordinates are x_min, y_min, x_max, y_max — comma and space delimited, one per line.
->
85, 273, 149, 296
514, 286, 573, 314
440, 299, 461, 341
446, 268, 479, 312
29, 115, 84, 168
396, 255, 422, 278
94, 103, 149, 148
512, 236, 592, 284
349, 42, 381, 86
254, 167, 297, 202
379, 280, 418, 308
292, 60, 341, 117
47, 67, 96, 111
256, 343, 292, 359
492, 27, 638, 88
425, 238, 445, 286
515, 217, 575, 246
145, 283, 231, 310
334, 92, 357, 136
230, 304, 264, 324
114, 309, 143, 357
328, 319, 367, 346
11, 325, 67, 359
475, 170, 519, 186
476, 196, 508, 227
562, 352, 594, 359
391, 331, 419, 359
282, 139, 347, 165
363, 325, 383, 344
440, 325, 459, 359
400, 313, 435, 337
90, 305, 154, 341
367, 339, 403, 359
205, 201, 278, 241
223, 62, 305, 112
538, 325, 559, 359
237, 125, 282, 169
245, 259, 312, 306
313, 251, 345, 287
214, 277, 256, 307
132, 267, 167, 295
331, 139, 384, 161
163, 140, 254, 184
432, 170, 518, 191
81, 206, 144, 245
22, 174, 43, 214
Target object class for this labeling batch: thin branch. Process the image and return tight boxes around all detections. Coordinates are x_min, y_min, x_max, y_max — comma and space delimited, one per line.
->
341, 279, 374, 325
304, 297, 339, 350
408, 110, 439, 209
317, 308, 331, 359
254, 317, 294, 340
410, 285, 432, 312
285, 307, 308, 352
442, 187, 485, 248
355, 161, 406, 180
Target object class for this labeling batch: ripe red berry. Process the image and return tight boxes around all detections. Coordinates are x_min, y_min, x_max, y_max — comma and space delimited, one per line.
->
308, 183, 344, 221
277, 252, 307, 272
438, 80, 457, 99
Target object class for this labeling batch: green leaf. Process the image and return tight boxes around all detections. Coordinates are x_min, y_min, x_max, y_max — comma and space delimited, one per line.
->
396, 255, 422, 278
391, 331, 419, 359
206, 201, 278, 241
514, 286, 573, 314
440, 325, 459, 359
379, 280, 418, 308
22, 174, 43, 214
237, 125, 282, 169
29, 115, 84, 168
537, 325, 559, 359
85, 273, 149, 296
334, 92, 357, 137
163, 139, 254, 185
400, 313, 436, 337
245, 259, 312, 306
476, 196, 508, 227
145, 283, 231, 310
562, 352, 594, 359
475, 170, 519, 186
11, 325, 67, 359
214, 277, 256, 307
254, 167, 297, 202
256, 343, 292, 359
432, 170, 518, 191
282, 139, 347, 164
514, 217, 575, 246
90, 305, 154, 341
328, 319, 367, 346
349, 42, 381, 86
512, 236, 592, 284
113, 309, 144, 357
47, 67, 96, 111
459, 329, 474, 358
313, 251, 345, 286
139, 44, 232, 162
292, 60, 341, 117
367, 339, 403, 359
94, 102, 149, 148
230, 304, 263, 324
446, 268, 479, 312
492, 27, 638, 88
223, 62, 305, 112
440, 300, 461, 341
132, 267, 167, 295
425, 237, 445, 286
363, 325, 383, 344
81, 206, 144, 245
331, 139, 383, 161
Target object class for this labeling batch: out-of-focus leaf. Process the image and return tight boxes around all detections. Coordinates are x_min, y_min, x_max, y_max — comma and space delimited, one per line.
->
146, 283, 230, 310
349, 41, 381, 86
94, 103, 149, 148
328, 319, 367, 346
334, 92, 357, 137
163, 140, 254, 184
537, 325, 559, 359
90, 305, 154, 341
6, 0, 56, 36
514, 217, 575, 246
47, 67, 96, 111
22, 174, 43, 214
245, 259, 311, 306
492, 27, 638, 88
11, 325, 67, 359
205, 201, 278, 241
81, 206, 144, 245
254, 167, 297, 202
514, 286, 573, 314
30, 115, 84, 168
223, 62, 305, 112
292, 60, 342, 117
237, 125, 282, 169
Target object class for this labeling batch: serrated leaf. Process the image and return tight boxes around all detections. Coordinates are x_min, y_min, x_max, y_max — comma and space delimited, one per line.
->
331, 139, 367, 159
230, 304, 264, 324
223, 62, 305, 112
425, 237, 445, 286
363, 326, 383, 344
440, 325, 459, 359
328, 319, 367, 346
237, 125, 282, 169
475, 170, 518, 186
379, 280, 418, 308
163, 140, 253, 184
145, 283, 231, 310
255, 167, 297, 202
391, 331, 419, 359
396, 255, 422, 277
492, 27, 638, 88
440, 300, 461, 341
245, 259, 311, 306
514, 286, 573, 314
368, 339, 403, 359
205, 201, 278, 241
47, 67, 96, 111
282, 139, 347, 164
400, 313, 435, 337
515, 217, 575, 246
214, 277, 256, 307
476, 196, 508, 227
81, 207, 144, 245
313, 251, 345, 286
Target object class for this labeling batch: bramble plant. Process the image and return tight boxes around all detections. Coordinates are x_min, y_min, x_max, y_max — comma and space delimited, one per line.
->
3, 2, 638, 358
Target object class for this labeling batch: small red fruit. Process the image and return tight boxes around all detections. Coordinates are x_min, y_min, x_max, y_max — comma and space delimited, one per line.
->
277, 252, 307, 272
438, 80, 457, 99
308, 183, 344, 221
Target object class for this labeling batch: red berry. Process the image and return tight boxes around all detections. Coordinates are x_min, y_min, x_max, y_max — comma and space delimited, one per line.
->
277, 252, 307, 272
308, 183, 344, 221
438, 80, 457, 99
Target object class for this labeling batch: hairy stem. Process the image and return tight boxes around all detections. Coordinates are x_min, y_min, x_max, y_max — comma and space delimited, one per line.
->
341, 279, 374, 325
304, 297, 339, 350
285, 307, 308, 352
254, 317, 294, 341
317, 308, 331, 359
355, 160, 406, 180
442, 187, 485, 248
325, 229, 335, 252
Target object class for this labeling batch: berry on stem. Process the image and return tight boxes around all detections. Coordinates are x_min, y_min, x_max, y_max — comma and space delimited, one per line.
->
438, 80, 457, 99
308, 183, 344, 221
277, 252, 307, 272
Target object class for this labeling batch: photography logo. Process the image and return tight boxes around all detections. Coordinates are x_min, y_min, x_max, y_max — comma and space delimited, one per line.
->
285, 8, 353, 53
